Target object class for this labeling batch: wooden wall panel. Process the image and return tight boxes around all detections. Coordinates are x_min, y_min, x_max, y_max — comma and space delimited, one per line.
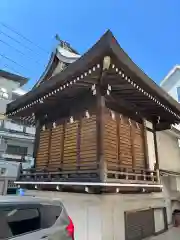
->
49, 124, 63, 169
119, 116, 133, 167
80, 115, 97, 170
63, 121, 78, 170
35, 108, 146, 176
36, 129, 51, 169
104, 112, 118, 171
104, 109, 146, 172
134, 123, 145, 168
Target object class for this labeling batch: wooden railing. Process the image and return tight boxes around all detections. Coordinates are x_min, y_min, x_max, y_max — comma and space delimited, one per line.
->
18, 163, 159, 184
106, 164, 158, 183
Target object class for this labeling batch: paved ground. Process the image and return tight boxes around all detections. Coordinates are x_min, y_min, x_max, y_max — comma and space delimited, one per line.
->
150, 228, 180, 240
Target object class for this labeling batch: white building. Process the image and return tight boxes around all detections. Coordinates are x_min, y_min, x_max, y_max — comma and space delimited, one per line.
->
0, 69, 35, 170
158, 66, 180, 224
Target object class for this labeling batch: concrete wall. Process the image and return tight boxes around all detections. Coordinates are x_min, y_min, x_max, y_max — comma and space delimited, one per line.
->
0, 77, 20, 94
25, 191, 165, 240
0, 99, 11, 114
0, 179, 8, 195
146, 130, 156, 170
157, 131, 180, 172
161, 175, 180, 225
0, 138, 7, 153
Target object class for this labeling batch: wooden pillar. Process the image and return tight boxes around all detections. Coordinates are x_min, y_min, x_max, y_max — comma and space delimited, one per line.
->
153, 125, 160, 182
96, 56, 110, 182
130, 121, 136, 168
116, 114, 120, 169
60, 123, 65, 170
47, 127, 52, 167
96, 87, 106, 182
153, 127, 159, 169
142, 120, 149, 169
77, 118, 81, 170
33, 119, 41, 169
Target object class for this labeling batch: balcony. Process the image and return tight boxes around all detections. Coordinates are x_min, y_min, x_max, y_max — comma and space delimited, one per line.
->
0, 120, 35, 141
0, 153, 34, 169
0, 119, 35, 136
3, 121, 24, 132
18, 164, 160, 187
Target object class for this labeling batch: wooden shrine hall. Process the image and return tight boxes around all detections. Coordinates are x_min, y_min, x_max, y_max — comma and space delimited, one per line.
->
6, 30, 180, 193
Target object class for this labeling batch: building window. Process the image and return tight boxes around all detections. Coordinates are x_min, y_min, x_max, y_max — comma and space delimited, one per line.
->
177, 87, 180, 102
6, 145, 28, 156
0, 87, 9, 99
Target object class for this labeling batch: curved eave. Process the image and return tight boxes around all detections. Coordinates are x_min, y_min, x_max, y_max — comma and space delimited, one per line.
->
33, 47, 80, 89
6, 30, 180, 125
33, 51, 56, 89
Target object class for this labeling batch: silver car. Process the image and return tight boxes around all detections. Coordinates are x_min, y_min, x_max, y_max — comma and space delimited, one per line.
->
0, 196, 74, 240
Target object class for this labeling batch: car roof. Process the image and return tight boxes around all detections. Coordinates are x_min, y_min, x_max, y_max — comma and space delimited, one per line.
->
0, 196, 63, 207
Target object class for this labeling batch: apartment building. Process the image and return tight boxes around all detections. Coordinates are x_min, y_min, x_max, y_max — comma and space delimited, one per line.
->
0, 69, 35, 170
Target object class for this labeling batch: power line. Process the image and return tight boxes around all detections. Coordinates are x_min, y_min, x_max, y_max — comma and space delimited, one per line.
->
0, 29, 47, 60
0, 22, 49, 55
0, 37, 46, 67
0, 52, 30, 72
0, 62, 22, 76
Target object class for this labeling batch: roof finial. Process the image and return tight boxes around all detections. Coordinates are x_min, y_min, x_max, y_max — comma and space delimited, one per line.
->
55, 34, 78, 54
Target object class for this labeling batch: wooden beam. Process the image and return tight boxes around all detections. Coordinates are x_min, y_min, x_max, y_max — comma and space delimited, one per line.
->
142, 119, 149, 169
47, 127, 52, 167
60, 123, 65, 170
116, 114, 120, 169
153, 126, 159, 170
77, 118, 81, 170
130, 121, 136, 168
33, 120, 41, 168
96, 92, 106, 182
155, 122, 171, 131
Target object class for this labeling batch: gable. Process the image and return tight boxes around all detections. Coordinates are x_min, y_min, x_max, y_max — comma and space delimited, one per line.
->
33, 45, 80, 89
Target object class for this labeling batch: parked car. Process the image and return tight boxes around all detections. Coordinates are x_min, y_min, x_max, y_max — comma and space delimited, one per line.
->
0, 196, 74, 240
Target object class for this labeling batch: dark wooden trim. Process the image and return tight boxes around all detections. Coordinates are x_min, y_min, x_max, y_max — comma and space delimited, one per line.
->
142, 119, 149, 169
116, 113, 120, 169
155, 122, 171, 131
77, 118, 81, 170
163, 207, 168, 231
96, 91, 105, 182
145, 126, 154, 132
33, 120, 41, 168
153, 126, 159, 170
106, 99, 143, 124
47, 127, 52, 167
60, 123, 65, 169
130, 121, 136, 168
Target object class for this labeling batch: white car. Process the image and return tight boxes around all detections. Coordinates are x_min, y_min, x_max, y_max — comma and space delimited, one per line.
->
0, 196, 74, 240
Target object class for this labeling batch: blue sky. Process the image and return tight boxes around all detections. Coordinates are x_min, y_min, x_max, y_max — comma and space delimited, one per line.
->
0, 0, 179, 90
